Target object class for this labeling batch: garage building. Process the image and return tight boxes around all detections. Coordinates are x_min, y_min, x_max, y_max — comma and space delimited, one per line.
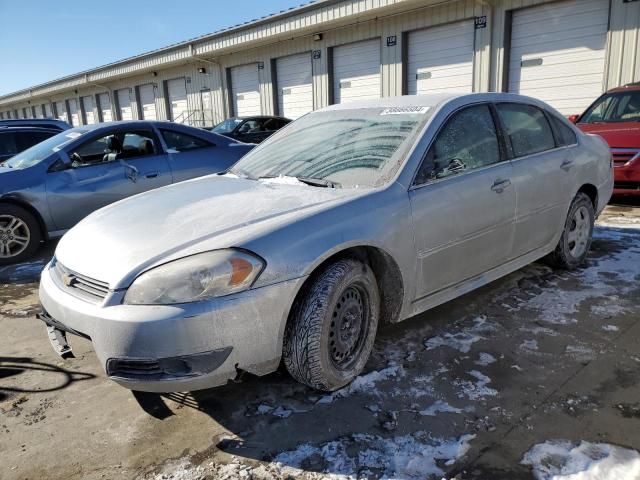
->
1, 0, 638, 126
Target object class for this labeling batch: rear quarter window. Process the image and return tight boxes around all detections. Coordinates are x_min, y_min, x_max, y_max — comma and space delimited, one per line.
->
548, 114, 578, 146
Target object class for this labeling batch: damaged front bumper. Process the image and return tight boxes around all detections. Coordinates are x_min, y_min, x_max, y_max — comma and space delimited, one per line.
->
38, 263, 306, 392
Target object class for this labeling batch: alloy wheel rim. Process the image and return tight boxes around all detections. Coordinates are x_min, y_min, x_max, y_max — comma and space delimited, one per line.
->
329, 285, 368, 369
567, 206, 590, 258
0, 215, 30, 259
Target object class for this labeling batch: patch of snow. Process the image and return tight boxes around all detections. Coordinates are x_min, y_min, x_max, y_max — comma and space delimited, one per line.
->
520, 339, 539, 351
419, 400, 462, 416
511, 365, 524, 372
510, 227, 640, 325
274, 432, 476, 479
475, 353, 497, 366
316, 365, 404, 405
596, 217, 640, 229
425, 332, 481, 354
424, 316, 494, 354
602, 324, 619, 332
259, 175, 307, 186
455, 370, 498, 401
522, 440, 640, 480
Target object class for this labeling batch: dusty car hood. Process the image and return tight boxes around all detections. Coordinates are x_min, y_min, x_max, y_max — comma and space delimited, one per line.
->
56, 175, 357, 288
577, 122, 640, 148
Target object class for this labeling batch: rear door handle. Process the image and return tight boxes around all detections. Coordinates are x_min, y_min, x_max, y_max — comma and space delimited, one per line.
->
491, 179, 511, 193
145, 172, 159, 179
561, 159, 574, 171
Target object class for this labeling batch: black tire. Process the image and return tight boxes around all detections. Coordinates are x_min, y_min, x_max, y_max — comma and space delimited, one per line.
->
0, 204, 42, 266
546, 193, 595, 269
283, 258, 380, 391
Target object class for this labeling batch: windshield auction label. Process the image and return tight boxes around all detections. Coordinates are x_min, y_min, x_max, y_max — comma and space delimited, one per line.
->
380, 106, 430, 115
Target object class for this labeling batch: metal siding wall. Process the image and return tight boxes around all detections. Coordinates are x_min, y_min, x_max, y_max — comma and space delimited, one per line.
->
2, 0, 639, 115
607, 0, 640, 88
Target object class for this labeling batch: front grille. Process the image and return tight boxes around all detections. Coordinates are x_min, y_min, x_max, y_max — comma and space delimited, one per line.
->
611, 148, 640, 167
53, 260, 110, 303
614, 181, 640, 191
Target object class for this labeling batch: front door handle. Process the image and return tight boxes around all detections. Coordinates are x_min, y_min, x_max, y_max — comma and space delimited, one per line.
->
561, 159, 574, 171
491, 179, 511, 193
145, 172, 159, 179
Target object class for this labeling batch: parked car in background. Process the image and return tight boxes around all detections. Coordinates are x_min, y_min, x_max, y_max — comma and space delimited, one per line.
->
0, 127, 60, 162
569, 82, 640, 197
0, 120, 254, 264
0, 118, 71, 131
38, 93, 612, 394
212, 115, 291, 143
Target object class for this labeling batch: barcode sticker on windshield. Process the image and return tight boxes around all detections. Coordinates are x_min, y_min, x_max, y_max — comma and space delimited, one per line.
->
380, 106, 430, 115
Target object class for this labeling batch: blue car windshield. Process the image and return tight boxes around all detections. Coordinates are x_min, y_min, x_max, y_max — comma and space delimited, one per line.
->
230, 107, 433, 188
1, 129, 87, 170
212, 118, 243, 134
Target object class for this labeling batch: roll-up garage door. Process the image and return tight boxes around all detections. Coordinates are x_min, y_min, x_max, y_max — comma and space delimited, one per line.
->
508, 0, 609, 115
167, 78, 188, 123
44, 103, 52, 118
276, 53, 313, 119
332, 39, 381, 104
116, 88, 133, 120
68, 99, 79, 126
55, 101, 67, 123
138, 84, 157, 120
407, 20, 475, 95
98, 93, 112, 122
82, 96, 95, 124
230, 64, 261, 117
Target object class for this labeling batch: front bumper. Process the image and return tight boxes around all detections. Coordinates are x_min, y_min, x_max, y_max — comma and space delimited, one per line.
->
38, 264, 306, 392
613, 161, 640, 196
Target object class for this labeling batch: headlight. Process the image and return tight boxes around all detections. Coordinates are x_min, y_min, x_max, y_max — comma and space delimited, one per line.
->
123, 249, 265, 305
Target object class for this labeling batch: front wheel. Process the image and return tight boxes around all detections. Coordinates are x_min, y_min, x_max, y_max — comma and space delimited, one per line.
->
0, 204, 42, 266
283, 258, 380, 391
547, 193, 595, 269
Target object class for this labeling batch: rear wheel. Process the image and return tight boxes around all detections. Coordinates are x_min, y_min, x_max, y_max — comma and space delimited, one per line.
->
283, 258, 380, 391
547, 193, 594, 269
0, 204, 42, 266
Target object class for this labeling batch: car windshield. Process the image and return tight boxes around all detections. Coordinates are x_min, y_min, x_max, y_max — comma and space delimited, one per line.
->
580, 91, 640, 123
230, 107, 432, 188
0, 128, 87, 169
212, 118, 243, 134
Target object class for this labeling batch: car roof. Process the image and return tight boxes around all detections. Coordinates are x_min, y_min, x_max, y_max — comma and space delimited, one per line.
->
607, 82, 640, 93
318, 92, 554, 112
0, 125, 61, 133
233, 115, 291, 121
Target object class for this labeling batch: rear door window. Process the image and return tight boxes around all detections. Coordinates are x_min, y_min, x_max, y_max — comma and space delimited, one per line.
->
496, 103, 556, 158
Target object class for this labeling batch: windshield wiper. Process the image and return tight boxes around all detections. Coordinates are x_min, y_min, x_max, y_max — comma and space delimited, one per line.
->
257, 175, 341, 188
296, 176, 341, 188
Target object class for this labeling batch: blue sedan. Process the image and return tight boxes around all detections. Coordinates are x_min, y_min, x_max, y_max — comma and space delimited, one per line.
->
0, 120, 254, 264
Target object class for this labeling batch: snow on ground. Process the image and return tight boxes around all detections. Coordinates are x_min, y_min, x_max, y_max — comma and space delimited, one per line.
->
454, 370, 498, 401
475, 352, 497, 366
510, 226, 640, 325
424, 316, 493, 353
522, 440, 640, 480
273, 432, 476, 479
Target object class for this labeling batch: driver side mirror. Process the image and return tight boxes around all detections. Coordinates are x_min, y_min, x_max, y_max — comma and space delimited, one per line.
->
567, 114, 579, 124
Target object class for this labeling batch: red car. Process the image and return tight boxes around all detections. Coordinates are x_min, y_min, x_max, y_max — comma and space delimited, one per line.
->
569, 83, 640, 197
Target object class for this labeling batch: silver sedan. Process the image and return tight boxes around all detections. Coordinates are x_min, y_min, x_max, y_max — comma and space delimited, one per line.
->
38, 93, 613, 393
